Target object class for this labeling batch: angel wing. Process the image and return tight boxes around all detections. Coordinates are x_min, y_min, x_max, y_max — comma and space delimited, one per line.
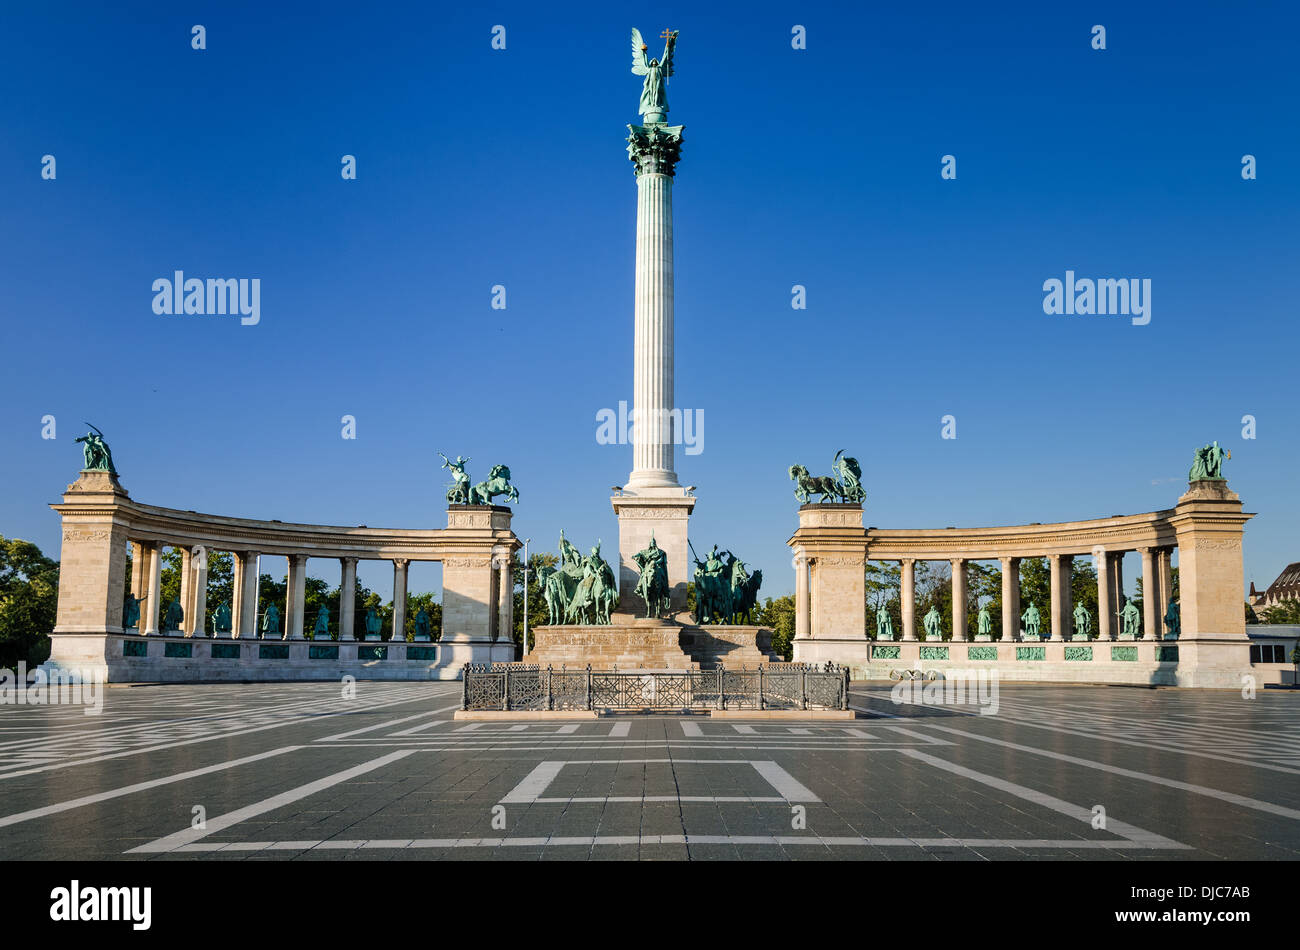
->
631, 28, 649, 75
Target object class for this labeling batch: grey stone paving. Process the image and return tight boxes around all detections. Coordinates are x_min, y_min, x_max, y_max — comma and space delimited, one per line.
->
0, 681, 1295, 860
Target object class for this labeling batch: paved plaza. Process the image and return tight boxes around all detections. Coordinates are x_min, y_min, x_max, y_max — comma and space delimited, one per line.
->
0, 682, 1296, 861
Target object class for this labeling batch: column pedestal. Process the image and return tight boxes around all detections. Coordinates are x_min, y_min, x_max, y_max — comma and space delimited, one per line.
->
612, 489, 695, 618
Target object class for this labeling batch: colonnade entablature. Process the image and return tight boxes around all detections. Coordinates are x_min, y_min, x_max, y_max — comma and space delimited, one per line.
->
787, 479, 1254, 686
49, 470, 521, 646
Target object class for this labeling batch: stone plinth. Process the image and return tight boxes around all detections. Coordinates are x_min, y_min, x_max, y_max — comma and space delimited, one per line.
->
524, 622, 697, 669
611, 489, 696, 616
522, 621, 779, 670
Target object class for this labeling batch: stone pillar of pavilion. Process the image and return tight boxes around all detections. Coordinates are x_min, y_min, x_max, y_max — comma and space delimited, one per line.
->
611, 107, 695, 618
391, 558, 409, 642
50, 470, 132, 636
1170, 477, 1255, 686
129, 541, 146, 611
339, 557, 357, 640
950, 558, 968, 641
788, 505, 867, 663
286, 554, 307, 639
1139, 547, 1158, 641
440, 506, 521, 664
901, 558, 916, 641
1000, 556, 1019, 642
1109, 553, 1125, 633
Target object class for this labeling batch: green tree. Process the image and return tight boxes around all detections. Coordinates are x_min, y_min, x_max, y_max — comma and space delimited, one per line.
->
0, 536, 60, 666
755, 595, 795, 659
1262, 598, 1300, 625
512, 551, 556, 653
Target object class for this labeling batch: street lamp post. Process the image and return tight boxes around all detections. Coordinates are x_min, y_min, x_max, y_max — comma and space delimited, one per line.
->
521, 538, 530, 659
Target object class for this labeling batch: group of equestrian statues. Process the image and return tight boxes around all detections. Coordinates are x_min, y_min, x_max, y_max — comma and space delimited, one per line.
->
535, 532, 763, 627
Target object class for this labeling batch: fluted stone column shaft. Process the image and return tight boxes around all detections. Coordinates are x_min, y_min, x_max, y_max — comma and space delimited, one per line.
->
191, 549, 208, 638
143, 543, 161, 635
627, 171, 677, 489
1048, 554, 1067, 640
495, 556, 513, 644
130, 541, 146, 602
1140, 548, 1158, 640
794, 553, 810, 640
234, 552, 258, 638
950, 559, 968, 641
1096, 551, 1112, 640
340, 558, 357, 640
1158, 547, 1174, 633
177, 547, 192, 635
1111, 555, 1125, 630
901, 559, 916, 641
287, 554, 307, 640
1000, 556, 1020, 641
392, 559, 409, 642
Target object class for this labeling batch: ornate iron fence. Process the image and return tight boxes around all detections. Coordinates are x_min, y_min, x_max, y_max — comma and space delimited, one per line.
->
461, 663, 849, 712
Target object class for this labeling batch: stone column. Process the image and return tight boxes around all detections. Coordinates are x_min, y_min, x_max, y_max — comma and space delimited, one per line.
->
625, 126, 684, 491
901, 558, 916, 641
130, 541, 146, 604
1157, 547, 1174, 635
1096, 550, 1112, 640
494, 552, 513, 644
1110, 554, 1125, 631
339, 557, 357, 640
392, 558, 409, 642
142, 543, 162, 635
233, 552, 255, 638
1140, 547, 1157, 640
176, 546, 192, 636
950, 558, 968, 641
1000, 556, 1020, 642
190, 547, 208, 638
286, 554, 307, 639
794, 551, 810, 640
1048, 554, 1071, 640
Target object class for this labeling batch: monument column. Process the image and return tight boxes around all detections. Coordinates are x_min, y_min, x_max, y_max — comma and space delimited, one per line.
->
143, 542, 162, 635
1139, 547, 1158, 640
1048, 554, 1067, 641
339, 557, 357, 640
1000, 556, 1019, 642
1096, 550, 1112, 641
613, 90, 695, 617
950, 558, 968, 641
391, 558, 409, 642
901, 559, 916, 641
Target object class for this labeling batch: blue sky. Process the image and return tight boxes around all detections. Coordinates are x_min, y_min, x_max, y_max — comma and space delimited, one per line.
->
1, 1, 1296, 601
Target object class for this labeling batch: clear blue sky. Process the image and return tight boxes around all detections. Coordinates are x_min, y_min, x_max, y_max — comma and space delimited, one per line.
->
2, 1, 1296, 601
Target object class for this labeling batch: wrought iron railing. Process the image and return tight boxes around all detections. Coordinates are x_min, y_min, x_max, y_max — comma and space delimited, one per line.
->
461, 663, 849, 712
